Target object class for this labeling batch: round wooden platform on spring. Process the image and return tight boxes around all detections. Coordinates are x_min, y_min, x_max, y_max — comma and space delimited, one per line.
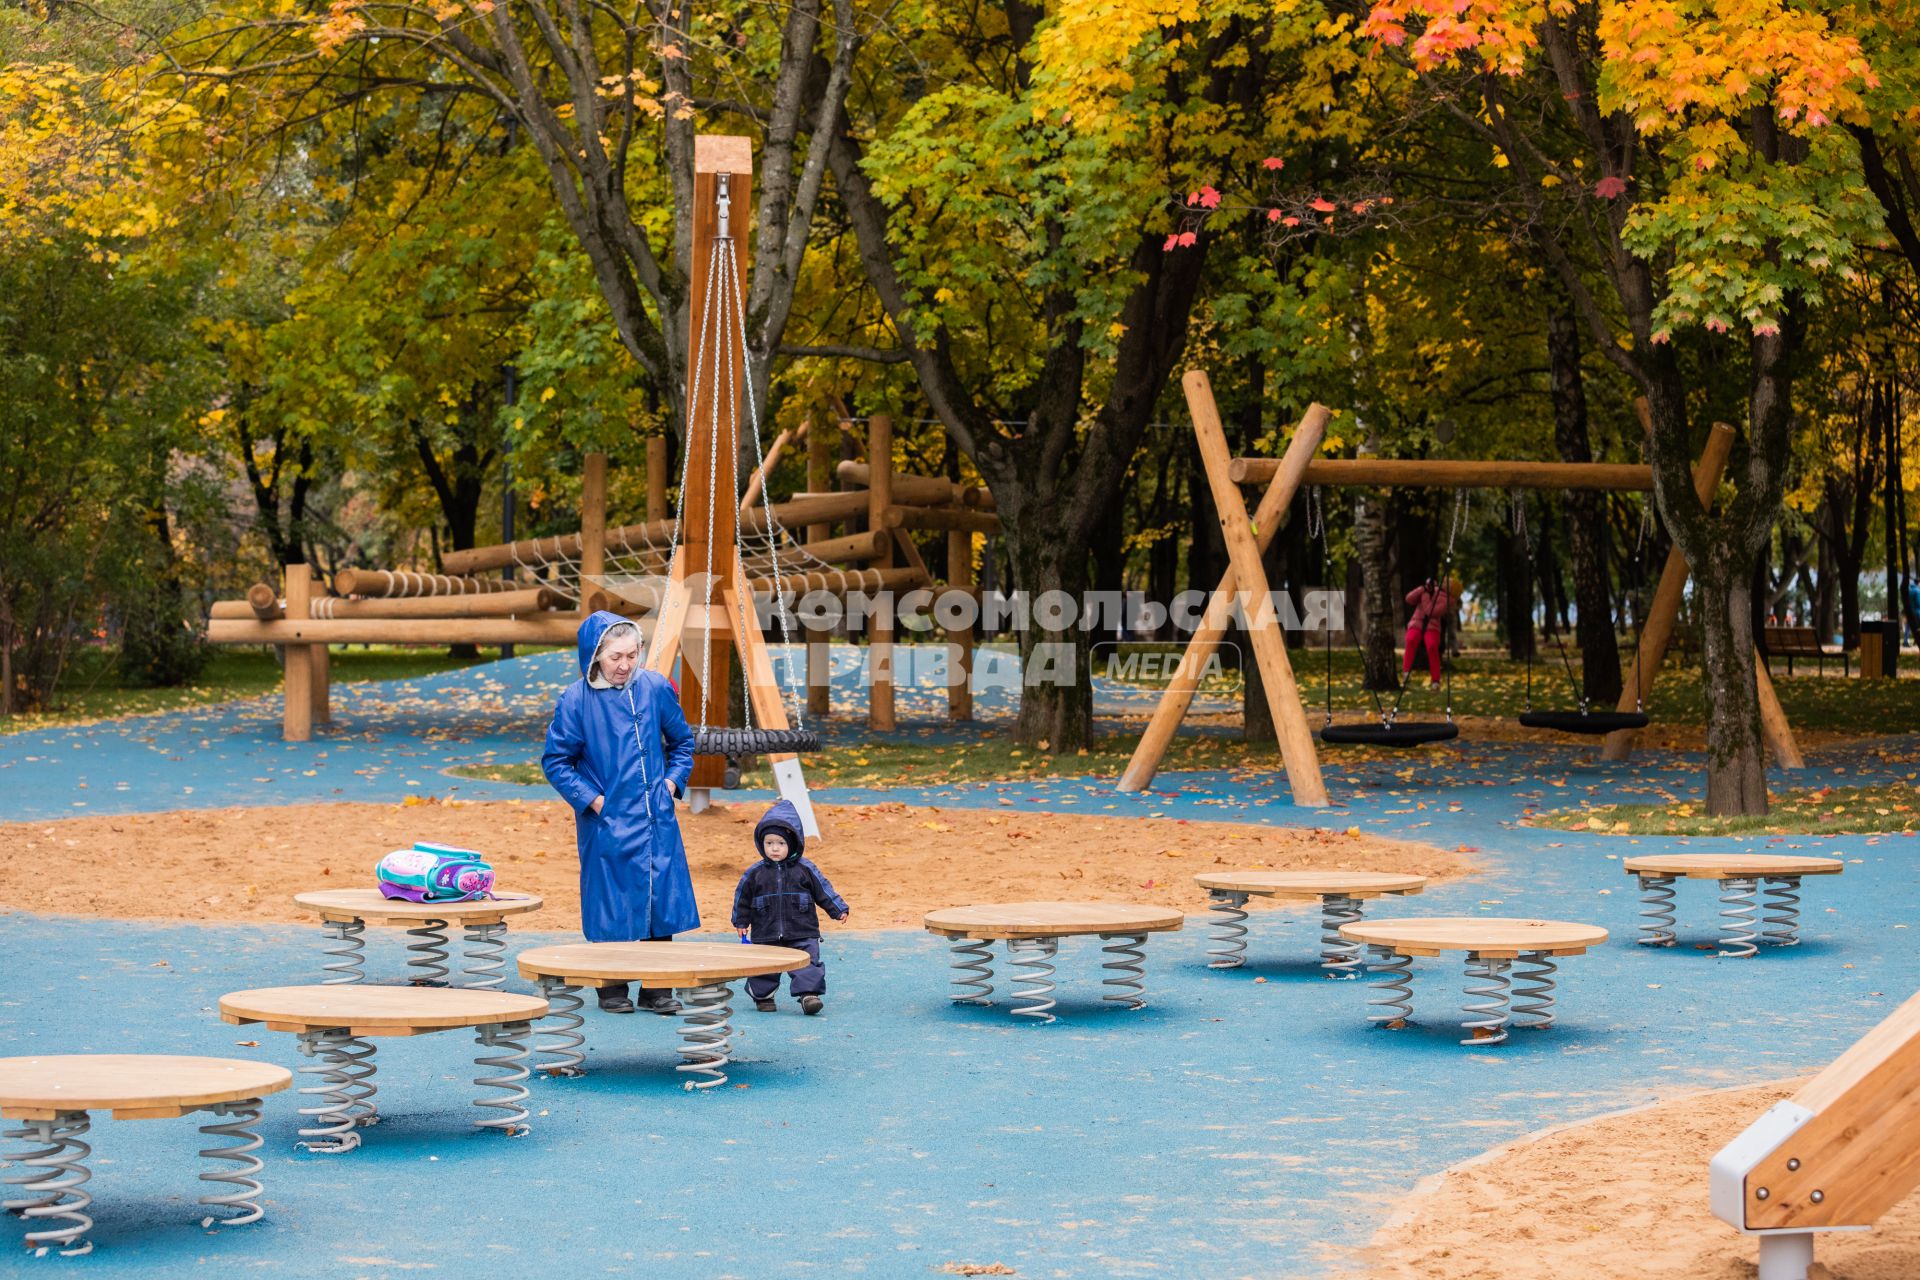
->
1622, 854, 1845, 880
219, 985, 549, 1036
515, 941, 811, 989
0, 1055, 293, 1122
923, 901, 1186, 940
1341, 916, 1609, 958
1193, 870, 1427, 900
293, 888, 545, 927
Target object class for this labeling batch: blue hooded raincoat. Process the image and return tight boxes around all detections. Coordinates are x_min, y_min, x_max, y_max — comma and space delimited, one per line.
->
542, 611, 699, 941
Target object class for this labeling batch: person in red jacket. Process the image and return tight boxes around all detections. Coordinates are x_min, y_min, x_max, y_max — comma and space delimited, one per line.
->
1403, 577, 1451, 687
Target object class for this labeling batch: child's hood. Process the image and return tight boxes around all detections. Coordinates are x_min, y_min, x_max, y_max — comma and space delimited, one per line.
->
753, 798, 806, 863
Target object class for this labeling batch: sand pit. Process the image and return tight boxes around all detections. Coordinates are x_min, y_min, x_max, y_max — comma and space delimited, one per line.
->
1355, 1080, 1920, 1280
0, 798, 1471, 929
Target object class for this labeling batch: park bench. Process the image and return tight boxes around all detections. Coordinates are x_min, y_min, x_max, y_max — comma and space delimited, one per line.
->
1761, 625, 1848, 677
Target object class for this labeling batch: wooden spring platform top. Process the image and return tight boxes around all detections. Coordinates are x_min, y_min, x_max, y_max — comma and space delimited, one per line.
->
1622, 854, 1845, 879
1193, 870, 1427, 899
293, 889, 544, 926
1340, 916, 1609, 958
219, 986, 549, 1036
923, 901, 1186, 940
0, 1055, 293, 1122
516, 941, 811, 988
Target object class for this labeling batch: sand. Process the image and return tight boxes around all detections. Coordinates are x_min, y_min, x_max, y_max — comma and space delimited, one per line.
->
1352, 1080, 1920, 1279
0, 798, 1471, 930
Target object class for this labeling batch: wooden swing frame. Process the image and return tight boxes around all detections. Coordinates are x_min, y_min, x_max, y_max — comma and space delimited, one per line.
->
1117, 369, 1803, 807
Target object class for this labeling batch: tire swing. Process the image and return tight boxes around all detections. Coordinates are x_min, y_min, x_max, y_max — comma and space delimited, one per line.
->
1510, 491, 1650, 736
1311, 487, 1461, 749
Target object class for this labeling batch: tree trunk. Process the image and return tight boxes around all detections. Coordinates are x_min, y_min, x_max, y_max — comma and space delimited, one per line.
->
1494, 512, 1535, 663
1353, 487, 1397, 690
1004, 521, 1093, 751
1696, 559, 1769, 813
1546, 303, 1621, 703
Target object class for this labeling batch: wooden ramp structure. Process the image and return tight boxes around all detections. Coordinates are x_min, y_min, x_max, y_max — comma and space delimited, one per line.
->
206, 135, 996, 772
1711, 987, 1920, 1279
1117, 368, 1802, 805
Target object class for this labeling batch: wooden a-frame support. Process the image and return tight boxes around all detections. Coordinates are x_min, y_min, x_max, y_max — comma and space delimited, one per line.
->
1118, 371, 1802, 805
1119, 372, 1331, 804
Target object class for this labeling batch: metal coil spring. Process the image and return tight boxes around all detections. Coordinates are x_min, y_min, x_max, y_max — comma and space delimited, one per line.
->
319, 918, 367, 984
1206, 892, 1250, 969
472, 1021, 532, 1133
1, 1113, 93, 1254
1365, 945, 1414, 1028
1100, 934, 1148, 1010
948, 937, 996, 1005
1008, 938, 1058, 1025
1636, 875, 1678, 947
295, 1029, 363, 1153
1511, 952, 1558, 1030
405, 920, 451, 986
676, 983, 735, 1091
1719, 877, 1760, 958
1762, 877, 1803, 947
462, 921, 508, 989
196, 1101, 266, 1226
1461, 956, 1512, 1046
535, 979, 586, 1077
333, 1034, 380, 1128
1319, 895, 1363, 979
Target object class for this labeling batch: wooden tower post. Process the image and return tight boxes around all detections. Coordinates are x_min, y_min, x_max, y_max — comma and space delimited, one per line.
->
866, 414, 897, 731
282, 563, 313, 743
806, 409, 834, 717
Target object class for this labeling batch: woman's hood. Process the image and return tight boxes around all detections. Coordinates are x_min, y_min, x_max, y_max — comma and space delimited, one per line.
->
576, 610, 640, 683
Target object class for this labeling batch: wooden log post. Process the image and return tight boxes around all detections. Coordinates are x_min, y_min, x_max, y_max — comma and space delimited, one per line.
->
283, 563, 313, 743
1120, 386, 1332, 804
867, 414, 896, 731
806, 411, 834, 717
947, 527, 975, 721
647, 436, 668, 524
580, 451, 607, 619
310, 580, 332, 725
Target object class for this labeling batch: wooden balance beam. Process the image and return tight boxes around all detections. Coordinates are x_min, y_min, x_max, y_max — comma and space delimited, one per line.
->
1712, 986, 1920, 1279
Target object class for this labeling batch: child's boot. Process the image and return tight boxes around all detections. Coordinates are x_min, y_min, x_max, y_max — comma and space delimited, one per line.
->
799, 995, 823, 1016
753, 997, 776, 1013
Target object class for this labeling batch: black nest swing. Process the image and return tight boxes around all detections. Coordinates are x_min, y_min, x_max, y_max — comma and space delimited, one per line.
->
693, 727, 822, 790
1511, 493, 1651, 737
1320, 719, 1459, 747
1312, 488, 1460, 750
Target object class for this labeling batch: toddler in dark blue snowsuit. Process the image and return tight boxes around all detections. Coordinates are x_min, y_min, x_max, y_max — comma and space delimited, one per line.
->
733, 798, 848, 1015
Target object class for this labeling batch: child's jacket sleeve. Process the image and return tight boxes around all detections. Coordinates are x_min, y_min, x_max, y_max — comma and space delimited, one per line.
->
804, 860, 849, 918
541, 688, 600, 815
730, 867, 758, 929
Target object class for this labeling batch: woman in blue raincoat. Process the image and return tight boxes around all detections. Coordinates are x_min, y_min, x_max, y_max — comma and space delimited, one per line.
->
542, 610, 697, 1014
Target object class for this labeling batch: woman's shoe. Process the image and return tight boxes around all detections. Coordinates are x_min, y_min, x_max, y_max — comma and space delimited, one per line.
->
635, 990, 683, 1016
597, 985, 635, 1014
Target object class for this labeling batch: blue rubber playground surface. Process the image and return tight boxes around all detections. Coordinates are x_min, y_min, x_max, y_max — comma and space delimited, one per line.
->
2, 651, 1918, 1277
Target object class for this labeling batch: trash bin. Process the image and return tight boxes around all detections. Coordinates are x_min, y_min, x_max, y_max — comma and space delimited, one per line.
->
1860, 619, 1900, 678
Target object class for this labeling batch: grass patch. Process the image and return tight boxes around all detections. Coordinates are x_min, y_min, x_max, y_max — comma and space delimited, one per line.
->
2, 645, 560, 736
1533, 782, 1920, 837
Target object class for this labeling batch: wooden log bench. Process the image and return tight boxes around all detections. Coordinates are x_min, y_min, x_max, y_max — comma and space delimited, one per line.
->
218, 986, 548, 1152
515, 941, 811, 1090
0, 1054, 292, 1255
1193, 870, 1427, 976
922, 902, 1185, 1023
1623, 853, 1844, 957
1338, 917, 1609, 1046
